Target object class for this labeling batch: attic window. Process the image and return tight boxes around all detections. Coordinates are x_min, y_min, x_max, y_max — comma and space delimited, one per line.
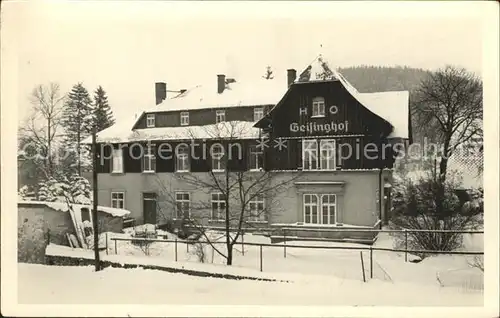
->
180, 112, 189, 126
312, 97, 325, 117
146, 114, 156, 127
216, 110, 226, 123
254, 107, 264, 121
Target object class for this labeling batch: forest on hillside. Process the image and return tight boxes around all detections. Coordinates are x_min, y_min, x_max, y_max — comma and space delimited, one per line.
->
338, 65, 431, 93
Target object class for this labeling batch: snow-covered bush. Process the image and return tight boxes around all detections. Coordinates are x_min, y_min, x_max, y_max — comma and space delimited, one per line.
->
391, 173, 480, 257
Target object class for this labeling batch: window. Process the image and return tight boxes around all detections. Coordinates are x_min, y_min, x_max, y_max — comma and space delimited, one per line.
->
146, 114, 156, 127
320, 139, 336, 170
111, 192, 125, 209
81, 208, 91, 222
302, 139, 318, 170
216, 110, 226, 123
175, 192, 190, 219
111, 148, 123, 173
303, 194, 337, 225
176, 144, 190, 172
211, 144, 225, 171
312, 97, 325, 117
303, 194, 319, 224
211, 192, 226, 220
302, 139, 337, 171
321, 194, 337, 224
248, 194, 265, 221
249, 145, 263, 170
180, 112, 189, 126
254, 107, 264, 121
143, 144, 156, 172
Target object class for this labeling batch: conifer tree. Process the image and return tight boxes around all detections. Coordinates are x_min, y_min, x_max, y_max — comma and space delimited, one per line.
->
93, 86, 115, 132
61, 83, 94, 175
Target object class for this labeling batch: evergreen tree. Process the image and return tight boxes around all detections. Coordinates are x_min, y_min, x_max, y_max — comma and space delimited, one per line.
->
93, 86, 115, 132
61, 83, 94, 176
262, 66, 274, 80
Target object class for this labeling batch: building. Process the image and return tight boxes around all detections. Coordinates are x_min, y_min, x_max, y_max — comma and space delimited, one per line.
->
87, 56, 410, 241
18, 201, 131, 263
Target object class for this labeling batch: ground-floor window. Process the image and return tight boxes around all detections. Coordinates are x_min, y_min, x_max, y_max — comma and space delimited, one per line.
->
248, 194, 266, 221
175, 192, 190, 219
303, 193, 337, 224
211, 192, 226, 220
111, 192, 125, 209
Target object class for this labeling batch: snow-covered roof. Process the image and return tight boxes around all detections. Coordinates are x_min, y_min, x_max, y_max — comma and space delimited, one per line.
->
148, 76, 288, 113
90, 121, 260, 143
18, 200, 131, 217
294, 55, 409, 139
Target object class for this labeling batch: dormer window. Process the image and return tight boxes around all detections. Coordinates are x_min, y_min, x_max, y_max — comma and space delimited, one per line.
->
146, 114, 156, 127
180, 112, 189, 126
216, 110, 226, 123
312, 97, 325, 117
254, 107, 264, 121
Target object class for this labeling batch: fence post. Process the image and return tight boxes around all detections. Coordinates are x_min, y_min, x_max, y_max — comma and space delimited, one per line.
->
175, 238, 178, 262
360, 251, 366, 283
259, 244, 263, 272
370, 247, 373, 279
404, 229, 408, 262
114, 239, 117, 255
105, 233, 109, 255
241, 231, 245, 256
283, 228, 287, 258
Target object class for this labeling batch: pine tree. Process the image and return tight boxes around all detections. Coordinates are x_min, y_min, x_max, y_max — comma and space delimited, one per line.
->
61, 83, 94, 176
37, 178, 58, 202
93, 86, 115, 132
70, 174, 92, 204
262, 66, 274, 80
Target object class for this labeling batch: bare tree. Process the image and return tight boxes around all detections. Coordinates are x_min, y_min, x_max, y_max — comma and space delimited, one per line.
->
19, 83, 66, 179
156, 121, 299, 265
412, 66, 482, 218
413, 66, 482, 183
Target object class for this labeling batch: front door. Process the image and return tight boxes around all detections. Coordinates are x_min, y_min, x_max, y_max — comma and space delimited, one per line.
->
143, 192, 157, 224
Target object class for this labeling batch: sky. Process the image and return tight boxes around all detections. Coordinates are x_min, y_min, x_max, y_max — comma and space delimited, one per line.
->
3, 1, 487, 125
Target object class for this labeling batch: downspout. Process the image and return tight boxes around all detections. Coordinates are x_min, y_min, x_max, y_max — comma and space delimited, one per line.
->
378, 168, 383, 229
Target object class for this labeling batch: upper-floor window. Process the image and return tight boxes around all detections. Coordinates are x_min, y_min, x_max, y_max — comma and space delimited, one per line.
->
211, 192, 226, 220
143, 144, 156, 172
176, 144, 190, 172
302, 139, 337, 171
216, 110, 226, 123
312, 97, 325, 117
249, 145, 263, 171
111, 148, 123, 173
175, 192, 190, 219
319, 139, 336, 170
302, 139, 318, 170
180, 112, 189, 126
254, 107, 264, 121
146, 114, 156, 127
211, 144, 225, 171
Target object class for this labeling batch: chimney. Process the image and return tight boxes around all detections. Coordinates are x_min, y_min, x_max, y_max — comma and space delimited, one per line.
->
287, 69, 297, 87
217, 74, 226, 94
155, 82, 167, 105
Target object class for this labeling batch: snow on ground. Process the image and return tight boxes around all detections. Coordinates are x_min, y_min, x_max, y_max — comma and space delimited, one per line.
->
18, 263, 482, 306
35, 226, 483, 301
100, 229, 483, 290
